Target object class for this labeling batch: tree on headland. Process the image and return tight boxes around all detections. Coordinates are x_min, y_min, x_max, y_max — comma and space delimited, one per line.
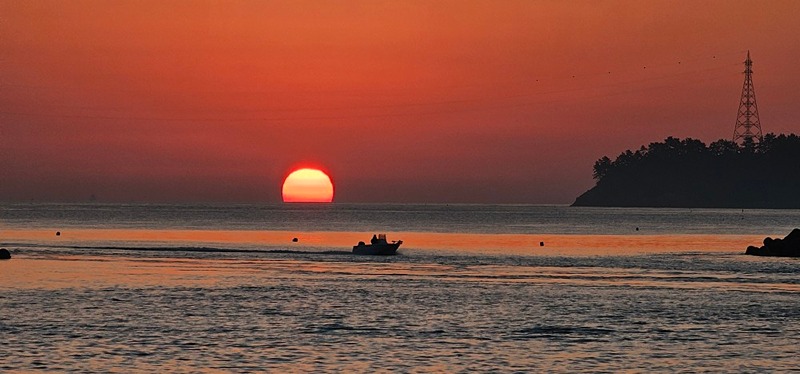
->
573, 133, 800, 208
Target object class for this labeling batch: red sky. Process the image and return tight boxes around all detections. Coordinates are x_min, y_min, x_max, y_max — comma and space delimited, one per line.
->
2, 0, 799, 203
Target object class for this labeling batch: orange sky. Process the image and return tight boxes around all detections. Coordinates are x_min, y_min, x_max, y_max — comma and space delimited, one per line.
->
2, 0, 799, 203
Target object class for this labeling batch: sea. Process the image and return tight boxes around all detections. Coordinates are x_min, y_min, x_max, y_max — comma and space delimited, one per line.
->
1, 203, 799, 372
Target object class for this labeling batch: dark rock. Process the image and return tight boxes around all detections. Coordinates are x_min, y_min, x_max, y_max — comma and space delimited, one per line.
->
745, 228, 800, 257
0, 248, 10, 260
785, 228, 800, 243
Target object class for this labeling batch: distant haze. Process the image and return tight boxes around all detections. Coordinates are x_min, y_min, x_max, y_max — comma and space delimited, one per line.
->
2, 1, 800, 203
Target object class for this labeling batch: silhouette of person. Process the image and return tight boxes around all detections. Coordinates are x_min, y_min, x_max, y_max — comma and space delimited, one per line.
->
371, 234, 378, 244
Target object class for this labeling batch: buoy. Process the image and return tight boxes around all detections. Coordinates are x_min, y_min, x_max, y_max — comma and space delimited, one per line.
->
0, 248, 10, 260
540, 241, 544, 247
635, 227, 639, 231
292, 237, 298, 242
56, 231, 61, 236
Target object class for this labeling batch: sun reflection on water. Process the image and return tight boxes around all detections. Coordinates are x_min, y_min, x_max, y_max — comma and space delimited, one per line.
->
0, 228, 763, 256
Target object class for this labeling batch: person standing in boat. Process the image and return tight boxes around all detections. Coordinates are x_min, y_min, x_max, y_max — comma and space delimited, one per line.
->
371, 234, 378, 244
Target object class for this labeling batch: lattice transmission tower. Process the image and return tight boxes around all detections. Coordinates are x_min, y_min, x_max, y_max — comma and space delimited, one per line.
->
733, 50, 763, 144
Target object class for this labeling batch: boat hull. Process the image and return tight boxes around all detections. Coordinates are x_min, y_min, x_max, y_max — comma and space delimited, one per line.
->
352, 242, 401, 255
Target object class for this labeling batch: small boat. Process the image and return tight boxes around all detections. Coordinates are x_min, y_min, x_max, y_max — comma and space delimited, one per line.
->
353, 234, 402, 255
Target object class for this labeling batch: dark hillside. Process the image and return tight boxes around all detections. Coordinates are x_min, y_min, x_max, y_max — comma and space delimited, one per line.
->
572, 134, 800, 208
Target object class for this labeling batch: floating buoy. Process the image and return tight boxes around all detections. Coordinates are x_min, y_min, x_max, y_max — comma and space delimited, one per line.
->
540, 241, 545, 247
0, 248, 10, 260
292, 237, 298, 242
635, 227, 639, 231
56, 231, 61, 236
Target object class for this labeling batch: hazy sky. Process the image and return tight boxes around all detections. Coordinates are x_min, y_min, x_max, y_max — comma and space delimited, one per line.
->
2, 0, 799, 203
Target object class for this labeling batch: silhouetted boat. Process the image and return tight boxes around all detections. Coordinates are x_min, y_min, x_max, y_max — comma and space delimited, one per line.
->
353, 234, 402, 255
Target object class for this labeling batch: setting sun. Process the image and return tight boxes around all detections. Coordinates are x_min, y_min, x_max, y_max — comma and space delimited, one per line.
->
282, 168, 334, 203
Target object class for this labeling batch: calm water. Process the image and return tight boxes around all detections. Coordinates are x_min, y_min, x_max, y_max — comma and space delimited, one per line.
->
2, 204, 800, 372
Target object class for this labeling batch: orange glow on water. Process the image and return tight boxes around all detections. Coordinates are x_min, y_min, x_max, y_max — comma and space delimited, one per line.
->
0, 228, 763, 256
281, 168, 334, 203
2, 241, 797, 294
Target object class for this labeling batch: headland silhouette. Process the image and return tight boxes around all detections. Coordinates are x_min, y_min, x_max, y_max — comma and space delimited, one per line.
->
573, 133, 800, 208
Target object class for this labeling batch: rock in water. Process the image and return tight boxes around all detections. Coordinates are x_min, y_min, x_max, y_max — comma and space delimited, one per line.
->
745, 228, 800, 257
0, 248, 10, 260
785, 228, 800, 243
